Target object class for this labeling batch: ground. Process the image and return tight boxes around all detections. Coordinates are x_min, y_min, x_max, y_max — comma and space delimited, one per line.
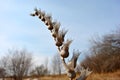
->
2, 71, 120, 80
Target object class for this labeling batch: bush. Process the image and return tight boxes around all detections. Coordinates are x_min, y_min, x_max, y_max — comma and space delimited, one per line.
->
81, 28, 120, 73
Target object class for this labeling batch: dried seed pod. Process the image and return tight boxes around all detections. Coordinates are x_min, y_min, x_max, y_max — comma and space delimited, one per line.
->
37, 9, 42, 14
59, 40, 72, 58
34, 8, 39, 16
47, 23, 53, 30
60, 49, 69, 58
40, 11, 45, 21
67, 70, 76, 79
51, 22, 60, 38
44, 20, 49, 26
35, 11, 39, 16
44, 14, 52, 25
30, 13, 36, 16
61, 29, 68, 39
57, 32, 63, 42
57, 29, 68, 43
62, 40, 72, 51
41, 17, 45, 22
55, 39, 63, 47
30, 8, 38, 16
38, 15, 42, 19
67, 50, 80, 69
36, 9, 42, 17
44, 14, 53, 30
51, 29, 57, 38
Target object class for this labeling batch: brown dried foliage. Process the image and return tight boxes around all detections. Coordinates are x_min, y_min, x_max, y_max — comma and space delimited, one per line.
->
81, 28, 120, 73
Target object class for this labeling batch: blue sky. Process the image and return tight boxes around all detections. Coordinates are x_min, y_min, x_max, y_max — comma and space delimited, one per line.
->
0, 0, 120, 65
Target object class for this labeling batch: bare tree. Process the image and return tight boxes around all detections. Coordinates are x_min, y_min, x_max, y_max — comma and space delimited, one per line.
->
44, 57, 49, 75
30, 8, 92, 80
0, 54, 11, 79
52, 53, 62, 75
2, 49, 33, 80
81, 28, 120, 73
30, 64, 49, 76
0, 67, 6, 80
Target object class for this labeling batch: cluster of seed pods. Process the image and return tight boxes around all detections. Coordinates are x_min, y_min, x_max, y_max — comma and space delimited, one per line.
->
31, 8, 80, 80
31, 8, 73, 59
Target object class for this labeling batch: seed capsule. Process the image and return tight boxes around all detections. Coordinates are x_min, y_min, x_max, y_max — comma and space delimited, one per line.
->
60, 49, 69, 58
55, 40, 63, 47
47, 24, 53, 30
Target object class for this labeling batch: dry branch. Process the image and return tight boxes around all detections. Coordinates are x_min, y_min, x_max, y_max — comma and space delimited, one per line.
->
31, 8, 92, 80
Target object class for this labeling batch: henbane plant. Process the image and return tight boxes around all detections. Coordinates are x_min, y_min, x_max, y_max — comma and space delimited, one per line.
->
31, 8, 92, 80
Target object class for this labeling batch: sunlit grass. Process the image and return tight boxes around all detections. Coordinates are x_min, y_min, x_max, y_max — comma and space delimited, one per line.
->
22, 70, 120, 80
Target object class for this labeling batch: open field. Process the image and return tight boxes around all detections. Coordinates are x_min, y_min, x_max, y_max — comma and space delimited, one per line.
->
2, 71, 120, 80
24, 71, 120, 80
87, 71, 120, 80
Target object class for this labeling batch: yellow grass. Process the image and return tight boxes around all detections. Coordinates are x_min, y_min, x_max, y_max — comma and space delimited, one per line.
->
38, 71, 120, 80
86, 70, 120, 80
5, 71, 120, 80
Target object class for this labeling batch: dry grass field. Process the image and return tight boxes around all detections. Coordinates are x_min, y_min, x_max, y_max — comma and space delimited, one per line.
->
86, 71, 120, 80
3, 71, 120, 80
23, 70, 120, 80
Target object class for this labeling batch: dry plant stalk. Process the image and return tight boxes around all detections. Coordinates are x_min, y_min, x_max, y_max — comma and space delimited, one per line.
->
31, 8, 92, 80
